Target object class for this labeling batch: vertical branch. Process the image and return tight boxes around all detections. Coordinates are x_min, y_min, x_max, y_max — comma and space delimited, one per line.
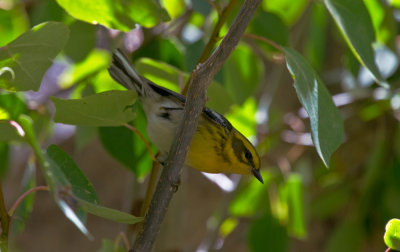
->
0, 180, 9, 252
182, 0, 238, 95
131, 0, 262, 251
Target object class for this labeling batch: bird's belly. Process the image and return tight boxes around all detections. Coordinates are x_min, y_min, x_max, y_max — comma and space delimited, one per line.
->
146, 114, 177, 153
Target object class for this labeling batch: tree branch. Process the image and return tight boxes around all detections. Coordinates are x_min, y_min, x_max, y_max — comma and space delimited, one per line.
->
131, 0, 262, 251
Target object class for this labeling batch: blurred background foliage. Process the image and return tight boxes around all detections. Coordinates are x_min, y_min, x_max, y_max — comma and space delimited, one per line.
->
1, 0, 400, 251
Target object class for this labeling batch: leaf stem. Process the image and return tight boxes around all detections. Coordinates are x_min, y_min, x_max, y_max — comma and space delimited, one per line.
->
8, 186, 49, 217
182, 0, 238, 95
244, 33, 283, 51
0, 180, 9, 252
124, 123, 157, 162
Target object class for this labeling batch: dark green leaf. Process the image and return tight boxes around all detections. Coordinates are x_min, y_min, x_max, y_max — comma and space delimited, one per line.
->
248, 10, 288, 48
11, 160, 36, 234
52, 90, 137, 126
384, 219, 400, 250
0, 143, 8, 178
56, 0, 170, 31
0, 21, 69, 91
223, 44, 262, 105
284, 47, 344, 167
29, 0, 64, 26
64, 21, 96, 62
99, 106, 153, 177
0, 120, 23, 141
324, 0, 388, 87
248, 212, 289, 252
325, 219, 364, 252
46, 144, 99, 204
79, 200, 143, 224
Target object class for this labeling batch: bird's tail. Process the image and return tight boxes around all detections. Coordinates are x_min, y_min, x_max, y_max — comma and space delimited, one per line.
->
108, 49, 145, 96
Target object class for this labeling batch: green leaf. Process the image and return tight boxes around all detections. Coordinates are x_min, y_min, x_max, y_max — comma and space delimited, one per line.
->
0, 120, 23, 141
18, 115, 91, 237
225, 98, 257, 139
286, 174, 306, 238
52, 90, 137, 126
0, 93, 27, 120
0, 143, 9, 178
325, 218, 364, 252
248, 10, 288, 48
97, 239, 125, 252
59, 49, 111, 89
229, 171, 270, 217
79, 200, 143, 224
262, 0, 308, 25
324, 0, 388, 88
284, 47, 344, 167
56, 0, 170, 31
46, 144, 99, 204
248, 212, 289, 252
0, 6, 29, 46
0, 21, 69, 91
64, 21, 96, 62
11, 160, 36, 234
384, 218, 400, 250
223, 44, 262, 105
98, 106, 153, 177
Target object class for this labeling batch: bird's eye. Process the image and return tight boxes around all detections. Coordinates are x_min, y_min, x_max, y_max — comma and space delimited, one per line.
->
244, 149, 252, 160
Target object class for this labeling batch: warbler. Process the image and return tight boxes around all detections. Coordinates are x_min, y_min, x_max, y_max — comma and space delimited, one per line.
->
108, 50, 263, 183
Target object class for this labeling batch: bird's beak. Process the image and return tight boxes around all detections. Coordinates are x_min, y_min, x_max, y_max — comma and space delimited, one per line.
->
251, 168, 263, 184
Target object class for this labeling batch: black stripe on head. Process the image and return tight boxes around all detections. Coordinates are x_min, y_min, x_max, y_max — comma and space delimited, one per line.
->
232, 135, 255, 168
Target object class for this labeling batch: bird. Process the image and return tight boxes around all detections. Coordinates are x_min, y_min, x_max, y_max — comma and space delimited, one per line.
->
108, 49, 263, 183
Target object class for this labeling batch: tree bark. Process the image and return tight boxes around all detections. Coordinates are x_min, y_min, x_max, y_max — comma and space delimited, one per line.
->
131, 0, 262, 251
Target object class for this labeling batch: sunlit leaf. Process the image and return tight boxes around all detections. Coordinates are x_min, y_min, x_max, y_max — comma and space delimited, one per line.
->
56, 0, 170, 31
52, 90, 137, 126
161, 0, 185, 19
0, 93, 27, 120
286, 174, 306, 238
230, 171, 271, 217
262, 0, 308, 25
0, 22, 69, 91
225, 98, 257, 139
324, 0, 388, 88
384, 218, 400, 250
79, 200, 143, 224
59, 49, 111, 89
0, 6, 28, 46
284, 47, 344, 167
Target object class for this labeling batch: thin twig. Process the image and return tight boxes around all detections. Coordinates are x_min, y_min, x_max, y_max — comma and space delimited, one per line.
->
8, 186, 49, 217
114, 232, 130, 251
206, 0, 221, 14
0, 180, 10, 251
182, 0, 238, 95
140, 161, 160, 217
124, 123, 157, 162
131, 0, 262, 251
244, 33, 283, 51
